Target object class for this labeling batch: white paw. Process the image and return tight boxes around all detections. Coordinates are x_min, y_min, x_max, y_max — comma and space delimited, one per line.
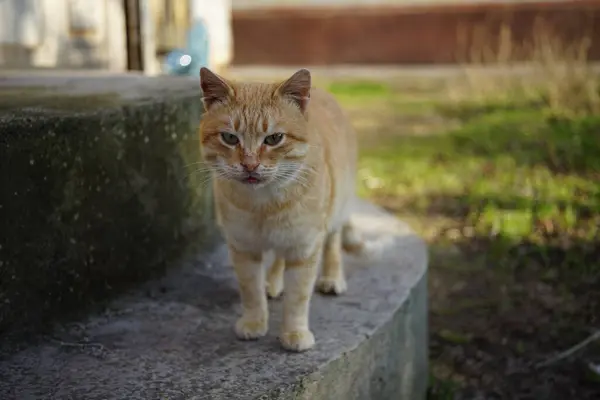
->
279, 329, 315, 352
316, 276, 347, 295
234, 316, 268, 340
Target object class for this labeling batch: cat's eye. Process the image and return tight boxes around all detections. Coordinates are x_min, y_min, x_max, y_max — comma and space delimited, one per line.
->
220, 132, 239, 146
264, 133, 284, 146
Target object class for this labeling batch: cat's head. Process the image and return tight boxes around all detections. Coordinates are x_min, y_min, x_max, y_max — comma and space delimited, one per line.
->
199, 67, 311, 188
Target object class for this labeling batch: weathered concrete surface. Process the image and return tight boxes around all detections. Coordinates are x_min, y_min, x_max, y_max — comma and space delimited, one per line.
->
0, 199, 428, 400
0, 72, 217, 335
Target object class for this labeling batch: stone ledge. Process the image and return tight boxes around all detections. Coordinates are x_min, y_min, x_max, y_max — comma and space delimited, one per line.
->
0, 198, 428, 400
0, 72, 216, 335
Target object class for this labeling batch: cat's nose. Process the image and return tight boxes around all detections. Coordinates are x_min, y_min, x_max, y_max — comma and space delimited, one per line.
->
241, 162, 260, 172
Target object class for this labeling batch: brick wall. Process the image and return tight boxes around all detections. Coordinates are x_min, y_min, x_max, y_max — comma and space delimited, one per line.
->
231, 1, 600, 65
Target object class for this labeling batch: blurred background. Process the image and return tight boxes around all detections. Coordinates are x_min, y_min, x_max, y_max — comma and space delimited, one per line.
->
1, 0, 597, 73
1, 1, 599, 399
0, 0, 231, 74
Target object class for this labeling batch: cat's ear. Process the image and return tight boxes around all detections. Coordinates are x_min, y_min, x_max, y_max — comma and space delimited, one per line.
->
200, 67, 234, 110
276, 68, 311, 113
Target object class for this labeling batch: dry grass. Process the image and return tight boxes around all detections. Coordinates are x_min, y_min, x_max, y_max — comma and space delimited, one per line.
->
451, 19, 600, 117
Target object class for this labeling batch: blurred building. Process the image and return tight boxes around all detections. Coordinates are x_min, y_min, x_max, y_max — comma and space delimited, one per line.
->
0, 0, 232, 74
230, 0, 600, 66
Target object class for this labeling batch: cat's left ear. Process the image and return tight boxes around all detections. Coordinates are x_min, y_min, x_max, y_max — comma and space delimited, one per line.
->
276, 68, 311, 114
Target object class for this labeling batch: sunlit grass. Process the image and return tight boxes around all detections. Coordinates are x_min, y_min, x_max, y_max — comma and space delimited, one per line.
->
357, 104, 599, 270
325, 54, 600, 396
322, 18, 600, 398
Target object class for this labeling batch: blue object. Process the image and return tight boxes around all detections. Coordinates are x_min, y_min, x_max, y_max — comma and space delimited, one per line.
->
163, 19, 210, 77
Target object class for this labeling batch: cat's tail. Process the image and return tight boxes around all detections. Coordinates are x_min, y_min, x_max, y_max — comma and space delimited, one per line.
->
342, 221, 385, 260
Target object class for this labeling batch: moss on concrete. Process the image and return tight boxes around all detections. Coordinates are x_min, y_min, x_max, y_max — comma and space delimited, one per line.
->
0, 76, 217, 336
0, 89, 124, 112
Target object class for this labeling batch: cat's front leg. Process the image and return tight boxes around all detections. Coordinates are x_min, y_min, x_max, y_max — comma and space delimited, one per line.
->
280, 243, 323, 352
229, 248, 269, 340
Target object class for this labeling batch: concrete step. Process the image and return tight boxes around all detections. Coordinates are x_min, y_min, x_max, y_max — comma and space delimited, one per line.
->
0, 71, 218, 336
0, 198, 428, 400
0, 71, 428, 399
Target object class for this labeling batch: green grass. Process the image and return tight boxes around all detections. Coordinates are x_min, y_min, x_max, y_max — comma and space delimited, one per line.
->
327, 79, 441, 115
328, 80, 392, 98
329, 76, 600, 398
356, 94, 600, 275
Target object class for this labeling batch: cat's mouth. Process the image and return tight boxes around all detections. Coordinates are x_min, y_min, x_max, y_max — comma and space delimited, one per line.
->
241, 173, 263, 185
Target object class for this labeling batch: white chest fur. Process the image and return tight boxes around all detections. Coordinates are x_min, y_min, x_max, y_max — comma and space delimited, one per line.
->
215, 164, 341, 259
220, 199, 326, 259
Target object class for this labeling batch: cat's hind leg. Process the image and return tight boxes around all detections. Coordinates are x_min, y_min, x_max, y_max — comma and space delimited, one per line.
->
266, 257, 285, 299
316, 230, 347, 295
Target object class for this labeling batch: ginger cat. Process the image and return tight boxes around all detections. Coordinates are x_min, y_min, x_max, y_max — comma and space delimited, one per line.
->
199, 67, 364, 352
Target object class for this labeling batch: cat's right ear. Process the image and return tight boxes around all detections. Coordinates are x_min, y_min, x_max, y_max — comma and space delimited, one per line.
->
200, 67, 234, 110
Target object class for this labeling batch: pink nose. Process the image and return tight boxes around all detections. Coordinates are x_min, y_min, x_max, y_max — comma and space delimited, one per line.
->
241, 162, 260, 172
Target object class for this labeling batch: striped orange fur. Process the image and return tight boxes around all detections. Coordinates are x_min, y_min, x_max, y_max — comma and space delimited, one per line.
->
199, 67, 363, 352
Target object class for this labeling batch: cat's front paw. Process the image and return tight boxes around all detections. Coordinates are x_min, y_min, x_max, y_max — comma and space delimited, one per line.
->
279, 329, 315, 352
316, 276, 347, 295
235, 316, 268, 340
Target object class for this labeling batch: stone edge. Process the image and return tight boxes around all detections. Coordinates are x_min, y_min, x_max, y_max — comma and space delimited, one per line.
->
261, 202, 429, 400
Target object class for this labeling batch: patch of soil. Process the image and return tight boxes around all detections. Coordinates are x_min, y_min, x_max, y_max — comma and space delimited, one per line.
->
427, 241, 600, 400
